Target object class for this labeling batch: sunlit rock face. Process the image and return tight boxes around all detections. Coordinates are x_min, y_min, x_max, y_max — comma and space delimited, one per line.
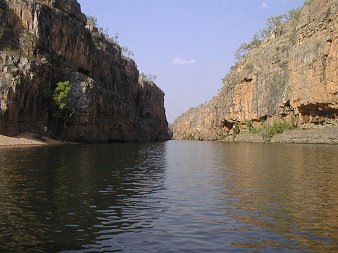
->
0, 0, 169, 142
173, 0, 337, 140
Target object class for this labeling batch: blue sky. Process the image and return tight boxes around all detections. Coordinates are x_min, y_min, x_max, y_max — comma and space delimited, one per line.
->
77, 0, 305, 123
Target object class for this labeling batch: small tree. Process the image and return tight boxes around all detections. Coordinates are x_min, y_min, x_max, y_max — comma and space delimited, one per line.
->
52, 81, 74, 140
121, 46, 134, 59
86, 16, 97, 28
232, 123, 240, 142
235, 33, 263, 61
261, 15, 286, 39
287, 8, 302, 22
139, 72, 157, 83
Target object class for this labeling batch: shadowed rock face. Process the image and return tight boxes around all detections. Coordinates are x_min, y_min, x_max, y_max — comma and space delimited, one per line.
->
0, 0, 169, 142
173, 0, 337, 140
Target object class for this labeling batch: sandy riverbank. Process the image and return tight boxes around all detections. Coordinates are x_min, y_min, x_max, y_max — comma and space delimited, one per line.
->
0, 132, 65, 147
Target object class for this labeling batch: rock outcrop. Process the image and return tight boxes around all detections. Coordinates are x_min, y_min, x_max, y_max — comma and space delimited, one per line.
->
0, 0, 169, 142
173, 0, 337, 140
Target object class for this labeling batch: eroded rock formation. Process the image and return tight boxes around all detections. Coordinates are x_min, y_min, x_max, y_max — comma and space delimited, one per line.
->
173, 0, 337, 140
0, 0, 169, 142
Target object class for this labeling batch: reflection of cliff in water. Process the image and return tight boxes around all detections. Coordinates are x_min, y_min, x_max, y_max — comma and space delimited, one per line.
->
0, 143, 167, 252
213, 143, 338, 252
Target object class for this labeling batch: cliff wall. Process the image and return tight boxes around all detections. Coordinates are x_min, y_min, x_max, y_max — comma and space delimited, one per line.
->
0, 0, 169, 142
173, 0, 337, 140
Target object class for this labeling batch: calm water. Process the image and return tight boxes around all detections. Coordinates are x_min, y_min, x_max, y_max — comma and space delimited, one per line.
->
0, 141, 337, 253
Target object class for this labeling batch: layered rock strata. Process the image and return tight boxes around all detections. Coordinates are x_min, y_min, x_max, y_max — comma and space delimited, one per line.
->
173, 0, 337, 140
0, 0, 169, 142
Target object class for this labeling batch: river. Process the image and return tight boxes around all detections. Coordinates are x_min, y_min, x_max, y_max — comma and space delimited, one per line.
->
0, 141, 337, 252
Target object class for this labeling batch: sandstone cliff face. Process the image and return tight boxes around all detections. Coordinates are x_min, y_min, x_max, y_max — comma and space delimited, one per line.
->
173, 0, 337, 140
0, 0, 169, 142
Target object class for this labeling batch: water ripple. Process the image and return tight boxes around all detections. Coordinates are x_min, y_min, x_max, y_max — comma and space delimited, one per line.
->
0, 142, 337, 252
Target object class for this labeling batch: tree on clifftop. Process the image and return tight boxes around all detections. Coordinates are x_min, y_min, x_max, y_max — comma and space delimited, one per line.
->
52, 81, 74, 140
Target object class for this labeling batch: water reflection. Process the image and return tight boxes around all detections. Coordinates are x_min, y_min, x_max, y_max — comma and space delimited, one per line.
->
0, 143, 167, 252
0, 142, 337, 252
210, 143, 338, 252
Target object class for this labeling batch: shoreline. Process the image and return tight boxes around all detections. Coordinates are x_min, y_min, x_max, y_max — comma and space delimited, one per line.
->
174, 127, 338, 145
0, 132, 66, 147
2, 128, 337, 147
223, 127, 338, 145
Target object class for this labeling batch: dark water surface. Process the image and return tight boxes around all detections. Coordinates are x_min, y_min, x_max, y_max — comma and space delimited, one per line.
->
0, 141, 337, 252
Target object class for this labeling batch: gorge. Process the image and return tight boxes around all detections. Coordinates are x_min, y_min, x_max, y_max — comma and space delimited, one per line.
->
173, 0, 337, 143
0, 0, 169, 142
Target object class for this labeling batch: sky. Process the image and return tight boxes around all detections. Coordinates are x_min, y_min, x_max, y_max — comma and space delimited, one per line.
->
77, 0, 305, 123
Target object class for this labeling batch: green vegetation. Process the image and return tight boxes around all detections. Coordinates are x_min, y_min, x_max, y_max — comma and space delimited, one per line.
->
86, 16, 98, 28
216, 131, 229, 140
52, 81, 74, 139
233, 124, 240, 135
86, 16, 134, 59
53, 81, 73, 111
261, 15, 285, 39
287, 8, 302, 21
139, 72, 157, 84
305, 0, 314, 5
87, 16, 161, 88
234, 7, 302, 62
121, 46, 134, 58
245, 120, 253, 131
232, 123, 240, 141
221, 6, 302, 85
235, 33, 262, 61
182, 132, 195, 140
250, 121, 295, 142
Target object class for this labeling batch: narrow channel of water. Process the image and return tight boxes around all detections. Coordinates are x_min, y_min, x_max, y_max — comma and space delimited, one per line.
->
0, 141, 337, 252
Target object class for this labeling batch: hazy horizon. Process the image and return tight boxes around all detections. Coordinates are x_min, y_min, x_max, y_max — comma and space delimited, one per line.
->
77, 0, 305, 123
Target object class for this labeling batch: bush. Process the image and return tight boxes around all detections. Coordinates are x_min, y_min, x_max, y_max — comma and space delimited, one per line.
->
235, 33, 262, 61
305, 0, 314, 6
86, 16, 97, 27
260, 15, 286, 39
121, 46, 134, 59
233, 7, 302, 64
245, 120, 253, 131
260, 122, 294, 142
53, 81, 72, 112
287, 8, 302, 22
182, 133, 195, 140
233, 124, 240, 135
139, 72, 157, 84
232, 123, 240, 142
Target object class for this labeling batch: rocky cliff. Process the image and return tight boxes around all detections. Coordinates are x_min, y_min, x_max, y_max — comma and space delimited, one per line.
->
173, 0, 337, 140
0, 0, 169, 142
